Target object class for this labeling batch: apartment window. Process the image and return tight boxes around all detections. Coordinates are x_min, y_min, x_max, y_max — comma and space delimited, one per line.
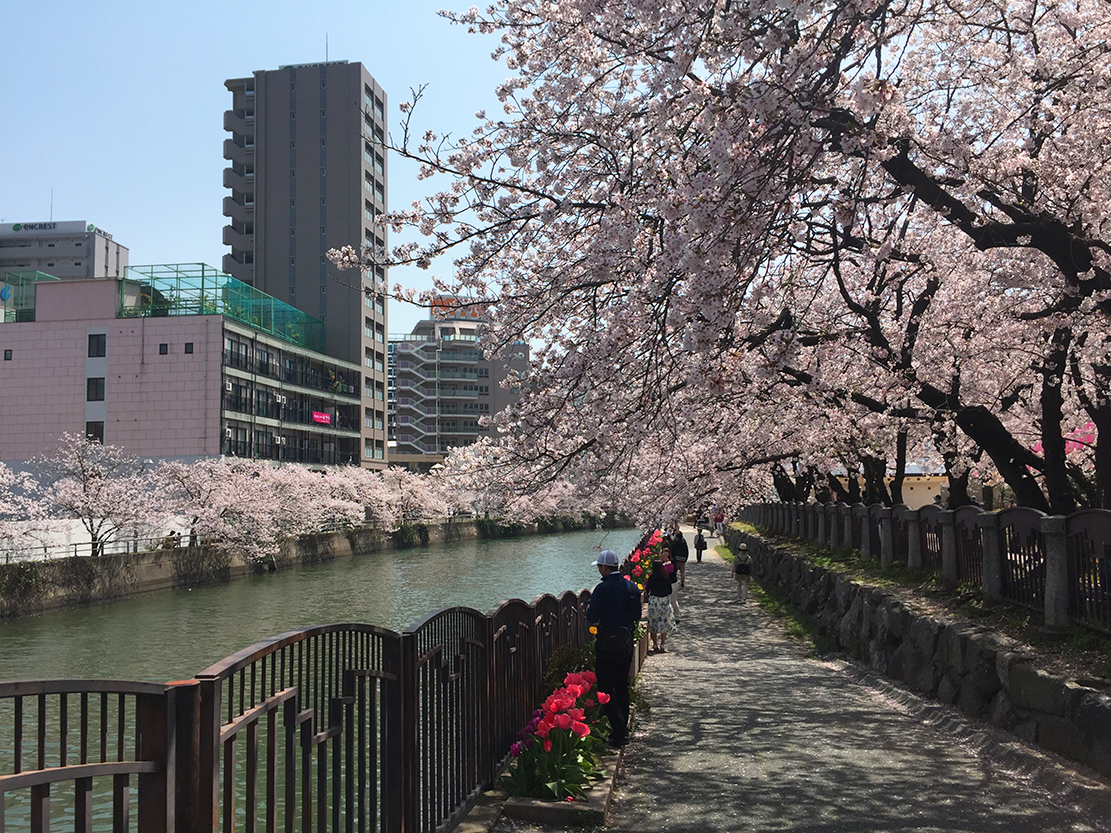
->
321, 226, 326, 235
320, 109, 326, 118
320, 167, 326, 177
158, 343, 168, 355
321, 137, 327, 146
290, 170, 296, 178
290, 141, 296, 149
321, 196, 327, 205
185, 342, 194, 354
86, 377, 105, 401
88, 333, 106, 357
290, 258, 296, 266
85, 421, 104, 443
290, 228, 296, 236
3, 350, 11, 361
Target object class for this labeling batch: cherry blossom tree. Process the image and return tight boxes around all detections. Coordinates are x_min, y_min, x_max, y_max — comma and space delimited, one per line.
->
35, 433, 155, 556
332, 0, 1110, 512
0, 462, 44, 556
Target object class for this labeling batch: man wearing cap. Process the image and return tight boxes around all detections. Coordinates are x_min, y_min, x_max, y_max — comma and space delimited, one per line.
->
586, 549, 642, 747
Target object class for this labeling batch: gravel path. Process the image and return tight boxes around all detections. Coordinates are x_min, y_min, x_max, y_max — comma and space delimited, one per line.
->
494, 537, 1111, 833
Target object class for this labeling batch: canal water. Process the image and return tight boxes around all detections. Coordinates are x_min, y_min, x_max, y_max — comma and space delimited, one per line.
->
0, 527, 642, 683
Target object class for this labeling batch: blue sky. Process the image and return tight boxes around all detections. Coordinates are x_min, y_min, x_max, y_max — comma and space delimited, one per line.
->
0, 1, 507, 335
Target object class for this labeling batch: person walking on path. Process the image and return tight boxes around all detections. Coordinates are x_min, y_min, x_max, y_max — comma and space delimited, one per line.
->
713, 509, 725, 538
732, 541, 753, 602
693, 528, 707, 563
643, 559, 675, 653
585, 549, 642, 748
661, 547, 681, 622
670, 528, 690, 588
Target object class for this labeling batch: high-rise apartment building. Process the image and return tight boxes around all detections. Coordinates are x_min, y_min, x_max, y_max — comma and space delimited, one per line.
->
223, 61, 390, 467
388, 299, 530, 472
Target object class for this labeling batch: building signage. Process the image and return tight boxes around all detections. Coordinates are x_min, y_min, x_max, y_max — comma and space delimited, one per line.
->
3, 221, 108, 237
312, 411, 332, 425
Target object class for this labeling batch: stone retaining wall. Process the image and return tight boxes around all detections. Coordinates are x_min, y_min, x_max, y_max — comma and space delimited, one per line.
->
0, 519, 480, 620
727, 528, 1111, 778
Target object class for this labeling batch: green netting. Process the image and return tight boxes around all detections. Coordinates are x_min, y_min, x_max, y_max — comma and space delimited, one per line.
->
121, 264, 324, 353
0, 270, 61, 323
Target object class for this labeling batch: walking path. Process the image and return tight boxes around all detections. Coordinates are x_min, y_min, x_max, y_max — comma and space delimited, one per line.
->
494, 530, 1111, 833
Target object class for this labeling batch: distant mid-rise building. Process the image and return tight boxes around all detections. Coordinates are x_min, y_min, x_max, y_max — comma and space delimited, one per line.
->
388, 299, 529, 471
0, 221, 127, 282
222, 60, 389, 466
0, 265, 361, 467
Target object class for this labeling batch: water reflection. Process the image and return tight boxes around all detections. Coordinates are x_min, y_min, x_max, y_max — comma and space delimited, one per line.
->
0, 528, 641, 683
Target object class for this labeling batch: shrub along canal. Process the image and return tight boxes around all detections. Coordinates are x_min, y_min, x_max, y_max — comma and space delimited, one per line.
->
0, 528, 642, 683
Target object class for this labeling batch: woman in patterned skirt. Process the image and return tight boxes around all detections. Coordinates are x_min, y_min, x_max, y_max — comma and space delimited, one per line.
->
643, 559, 675, 652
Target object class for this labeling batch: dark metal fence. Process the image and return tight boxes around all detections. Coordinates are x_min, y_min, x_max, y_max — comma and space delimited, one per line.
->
0, 591, 592, 833
918, 505, 942, 573
953, 506, 983, 587
1067, 510, 1111, 634
996, 507, 1046, 611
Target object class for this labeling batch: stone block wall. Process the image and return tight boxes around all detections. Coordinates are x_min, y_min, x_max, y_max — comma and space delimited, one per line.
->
727, 528, 1111, 778
0, 518, 481, 620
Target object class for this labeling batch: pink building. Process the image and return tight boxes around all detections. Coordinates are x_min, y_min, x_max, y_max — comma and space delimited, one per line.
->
0, 267, 362, 466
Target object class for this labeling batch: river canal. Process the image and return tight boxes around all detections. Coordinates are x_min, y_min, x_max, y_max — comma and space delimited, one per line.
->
0, 527, 642, 683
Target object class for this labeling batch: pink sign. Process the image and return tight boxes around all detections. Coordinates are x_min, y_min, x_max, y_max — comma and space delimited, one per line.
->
312, 411, 332, 425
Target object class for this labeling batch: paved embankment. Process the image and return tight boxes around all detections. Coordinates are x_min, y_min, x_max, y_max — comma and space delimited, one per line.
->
495, 531, 1111, 833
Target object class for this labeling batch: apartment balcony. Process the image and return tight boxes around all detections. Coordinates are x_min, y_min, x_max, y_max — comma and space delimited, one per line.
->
437, 388, 481, 399
222, 225, 253, 250
223, 139, 253, 164
222, 254, 253, 284
223, 196, 254, 223
223, 109, 254, 136
223, 168, 254, 194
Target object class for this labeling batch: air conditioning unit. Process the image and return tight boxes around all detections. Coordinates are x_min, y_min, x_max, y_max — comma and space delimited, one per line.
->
225, 427, 233, 438
277, 395, 286, 404
277, 436, 286, 446
225, 380, 233, 392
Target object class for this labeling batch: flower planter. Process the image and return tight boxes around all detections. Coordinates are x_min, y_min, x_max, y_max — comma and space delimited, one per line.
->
501, 749, 622, 826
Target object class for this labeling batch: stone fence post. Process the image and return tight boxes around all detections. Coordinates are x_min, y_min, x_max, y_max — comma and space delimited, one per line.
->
1041, 515, 1069, 630
842, 507, 853, 553
976, 513, 1002, 603
857, 505, 872, 561
877, 507, 893, 569
938, 510, 957, 585
817, 504, 827, 547
906, 509, 923, 571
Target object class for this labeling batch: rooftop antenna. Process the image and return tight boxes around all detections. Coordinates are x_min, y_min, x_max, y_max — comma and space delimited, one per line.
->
326, 33, 328, 62
50, 188, 53, 221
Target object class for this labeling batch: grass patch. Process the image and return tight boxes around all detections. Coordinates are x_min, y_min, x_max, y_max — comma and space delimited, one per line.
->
750, 582, 833, 655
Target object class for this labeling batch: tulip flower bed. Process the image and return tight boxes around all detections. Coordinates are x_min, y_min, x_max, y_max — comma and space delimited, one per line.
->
500, 670, 612, 801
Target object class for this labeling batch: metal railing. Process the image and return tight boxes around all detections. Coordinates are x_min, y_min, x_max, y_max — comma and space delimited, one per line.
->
0, 591, 592, 833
